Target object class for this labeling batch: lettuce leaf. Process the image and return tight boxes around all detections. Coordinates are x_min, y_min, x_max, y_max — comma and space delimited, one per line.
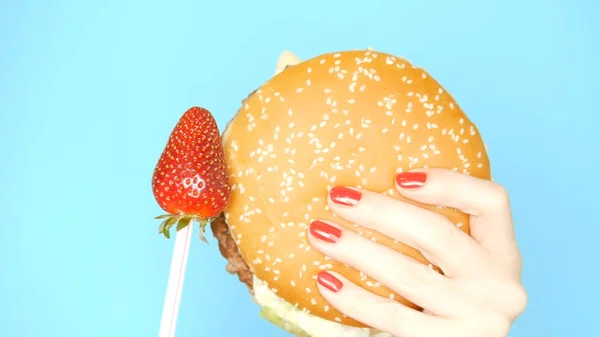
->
260, 306, 311, 337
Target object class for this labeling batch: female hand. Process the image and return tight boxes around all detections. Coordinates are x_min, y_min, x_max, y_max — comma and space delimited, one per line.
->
307, 168, 527, 337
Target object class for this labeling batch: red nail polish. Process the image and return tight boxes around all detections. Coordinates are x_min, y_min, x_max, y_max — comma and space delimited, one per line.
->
396, 172, 427, 189
329, 186, 362, 206
317, 271, 343, 292
310, 221, 342, 243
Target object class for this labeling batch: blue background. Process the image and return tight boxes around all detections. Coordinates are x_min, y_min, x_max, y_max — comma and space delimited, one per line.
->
1, 0, 597, 336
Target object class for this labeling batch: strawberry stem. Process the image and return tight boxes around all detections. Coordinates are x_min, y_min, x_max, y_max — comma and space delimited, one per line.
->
156, 213, 216, 243
193, 216, 211, 244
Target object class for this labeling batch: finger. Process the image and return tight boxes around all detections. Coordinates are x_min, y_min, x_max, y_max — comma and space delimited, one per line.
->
456, 277, 528, 321
327, 186, 487, 277
308, 220, 469, 317
394, 168, 516, 254
316, 271, 452, 337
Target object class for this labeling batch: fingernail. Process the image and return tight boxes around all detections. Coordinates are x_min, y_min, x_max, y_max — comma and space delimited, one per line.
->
329, 186, 361, 206
317, 271, 344, 292
396, 172, 427, 189
309, 220, 342, 243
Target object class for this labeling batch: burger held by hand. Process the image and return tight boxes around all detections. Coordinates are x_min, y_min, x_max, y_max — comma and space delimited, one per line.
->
211, 49, 527, 337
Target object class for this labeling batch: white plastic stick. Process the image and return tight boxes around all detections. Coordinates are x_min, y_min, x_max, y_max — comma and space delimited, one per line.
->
158, 224, 193, 337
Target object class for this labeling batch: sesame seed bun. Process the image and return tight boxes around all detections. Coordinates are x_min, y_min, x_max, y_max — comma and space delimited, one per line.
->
221, 49, 491, 328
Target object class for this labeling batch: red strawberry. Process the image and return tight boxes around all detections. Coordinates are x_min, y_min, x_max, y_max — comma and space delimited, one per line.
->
152, 106, 231, 241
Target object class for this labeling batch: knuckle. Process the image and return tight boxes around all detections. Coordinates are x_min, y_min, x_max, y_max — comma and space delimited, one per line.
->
505, 283, 528, 316
488, 183, 511, 209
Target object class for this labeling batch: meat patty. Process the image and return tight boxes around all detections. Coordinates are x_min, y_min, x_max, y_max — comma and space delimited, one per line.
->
210, 214, 254, 294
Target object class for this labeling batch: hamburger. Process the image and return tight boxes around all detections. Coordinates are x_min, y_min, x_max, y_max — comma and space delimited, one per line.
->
210, 48, 491, 337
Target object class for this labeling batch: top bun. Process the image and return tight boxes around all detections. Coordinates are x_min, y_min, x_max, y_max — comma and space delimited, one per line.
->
221, 49, 491, 328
